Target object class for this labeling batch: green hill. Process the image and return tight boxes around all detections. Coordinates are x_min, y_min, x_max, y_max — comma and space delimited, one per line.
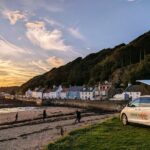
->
20, 30, 150, 93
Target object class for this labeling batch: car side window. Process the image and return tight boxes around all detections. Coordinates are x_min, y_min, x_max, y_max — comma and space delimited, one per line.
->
140, 97, 150, 107
128, 98, 140, 107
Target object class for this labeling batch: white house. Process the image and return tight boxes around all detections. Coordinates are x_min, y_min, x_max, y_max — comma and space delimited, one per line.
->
60, 88, 68, 99
126, 92, 141, 100
31, 88, 45, 99
45, 85, 63, 99
110, 92, 141, 101
43, 89, 51, 99
80, 87, 95, 100
93, 86, 101, 100
25, 89, 32, 98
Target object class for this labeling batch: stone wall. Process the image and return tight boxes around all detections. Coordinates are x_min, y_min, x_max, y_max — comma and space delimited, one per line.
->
43, 99, 129, 112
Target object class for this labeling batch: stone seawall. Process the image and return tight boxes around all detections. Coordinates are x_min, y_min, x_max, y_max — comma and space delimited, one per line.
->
43, 99, 129, 112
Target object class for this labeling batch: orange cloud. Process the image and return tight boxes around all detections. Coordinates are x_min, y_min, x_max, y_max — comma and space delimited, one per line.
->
47, 56, 64, 67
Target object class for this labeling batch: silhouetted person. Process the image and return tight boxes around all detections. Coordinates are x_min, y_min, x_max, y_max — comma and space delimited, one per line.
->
43, 109, 47, 121
75, 110, 81, 123
15, 112, 18, 122
60, 126, 64, 136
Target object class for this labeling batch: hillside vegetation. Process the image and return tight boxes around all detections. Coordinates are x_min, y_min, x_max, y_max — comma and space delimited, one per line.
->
20, 31, 150, 93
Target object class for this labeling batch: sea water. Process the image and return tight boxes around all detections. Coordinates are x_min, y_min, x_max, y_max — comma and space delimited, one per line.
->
0, 107, 38, 114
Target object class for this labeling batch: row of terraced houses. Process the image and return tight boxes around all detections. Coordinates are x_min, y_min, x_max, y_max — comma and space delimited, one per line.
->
25, 81, 112, 100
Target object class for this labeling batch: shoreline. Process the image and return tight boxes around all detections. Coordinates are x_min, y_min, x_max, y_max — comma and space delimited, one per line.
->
0, 98, 37, 109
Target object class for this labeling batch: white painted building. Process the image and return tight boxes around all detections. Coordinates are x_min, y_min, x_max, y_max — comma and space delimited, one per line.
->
31, 88, 44, 99
80, 87, 95, 100
60, 88, 68, 99
25, 89, 32, 98
126, 92, 141, 100
49, 85, 62, 99
43, 89, 51, 99
110, 92, 141, 101
93, 86, 101, 100
43, 85, 63, 99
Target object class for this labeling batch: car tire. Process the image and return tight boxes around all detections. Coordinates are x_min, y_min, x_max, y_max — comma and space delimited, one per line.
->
121, 114, 128, 126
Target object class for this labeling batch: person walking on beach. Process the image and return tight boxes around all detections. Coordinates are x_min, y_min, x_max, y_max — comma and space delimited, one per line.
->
75, 110, 81, 123
43, 109, 47, 121
15, 112, 18, 122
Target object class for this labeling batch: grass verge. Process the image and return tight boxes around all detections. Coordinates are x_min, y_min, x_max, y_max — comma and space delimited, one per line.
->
46, 118, 150, 150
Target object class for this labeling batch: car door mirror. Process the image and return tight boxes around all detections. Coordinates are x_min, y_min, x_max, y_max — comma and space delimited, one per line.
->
127, 103, 136, 107
130, 104, 136, 107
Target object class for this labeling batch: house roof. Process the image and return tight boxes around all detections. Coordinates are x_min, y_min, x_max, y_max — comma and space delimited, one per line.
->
125, 85, 143, 92
44, 89, 52, 93
34, 87, 45, 92
51, 87, 59, 92
61, 88, 69, 92
69, 86, 83, 91
136, 80, 150, 86
81, 87, 95, 92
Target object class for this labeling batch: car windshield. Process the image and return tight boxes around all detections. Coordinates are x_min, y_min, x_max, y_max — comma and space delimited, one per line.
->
140, 97, 150, 107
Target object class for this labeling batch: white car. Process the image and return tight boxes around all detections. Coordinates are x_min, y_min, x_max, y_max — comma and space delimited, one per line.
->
120, 96, 150, 126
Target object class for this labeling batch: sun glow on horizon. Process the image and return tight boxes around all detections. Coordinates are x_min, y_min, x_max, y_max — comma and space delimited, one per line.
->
0, 0, 150, 87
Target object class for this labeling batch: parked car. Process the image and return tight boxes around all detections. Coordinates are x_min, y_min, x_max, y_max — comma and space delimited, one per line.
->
120, 96, 150, 126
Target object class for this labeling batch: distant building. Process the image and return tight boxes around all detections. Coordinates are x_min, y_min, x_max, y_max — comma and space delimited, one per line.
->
110, 84, 142, 101
125, 92, 141, 100
111, 92, 141, 101
60, 88, 69, 99
43, 89, 51, 99
25, 89, 32, 98
98, 81, 112, 97
94, 86, 102, 100
50, 85, 62, 99
68, 86, 83, 99
45, 85, 63, 99
32, 88, 45, 99
80, 87, 95, 100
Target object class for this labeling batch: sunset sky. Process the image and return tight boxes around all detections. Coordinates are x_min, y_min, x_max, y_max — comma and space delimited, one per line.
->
0, 0, 150, 86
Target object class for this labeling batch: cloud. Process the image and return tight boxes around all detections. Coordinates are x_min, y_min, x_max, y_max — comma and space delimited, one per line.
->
0, 59, 38, 86
31, 56, 64, 72
0, 71, 9, 76
3, 10, 26, 25
26, 21, 72, 51
44, 18, 64, 28
68, 27, 85, 41
0, 35, 30, 56
26, 21, 45, 29
47, 56, 64, 67
31, 60, 50, 71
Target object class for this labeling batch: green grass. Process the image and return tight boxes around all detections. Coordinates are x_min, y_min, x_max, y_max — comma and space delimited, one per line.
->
46, 118, 150, 150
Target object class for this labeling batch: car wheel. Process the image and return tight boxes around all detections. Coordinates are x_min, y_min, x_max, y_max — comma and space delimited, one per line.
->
121, 114, 128, 126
